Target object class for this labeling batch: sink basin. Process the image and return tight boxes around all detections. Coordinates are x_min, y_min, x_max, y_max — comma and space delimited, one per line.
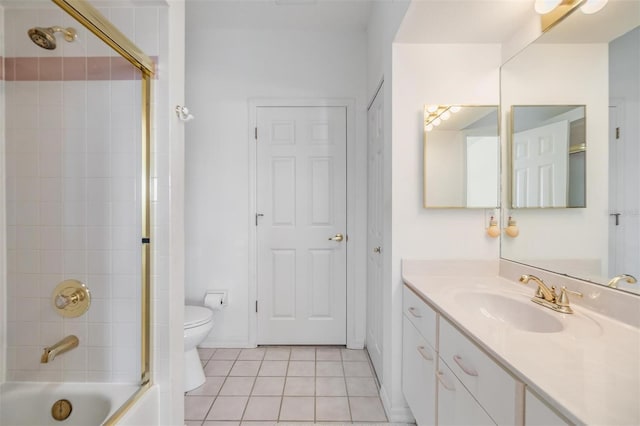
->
455, 292, 564, 333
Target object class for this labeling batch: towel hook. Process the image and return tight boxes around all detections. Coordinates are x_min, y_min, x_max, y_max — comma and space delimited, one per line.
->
175, 105, 194, 122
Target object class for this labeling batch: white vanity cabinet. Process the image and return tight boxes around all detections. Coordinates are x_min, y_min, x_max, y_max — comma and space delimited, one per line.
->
525, 389, 569, 426
402, 286, 437, 425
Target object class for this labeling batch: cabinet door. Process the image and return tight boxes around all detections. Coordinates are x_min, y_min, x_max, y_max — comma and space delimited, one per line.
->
402, 316, 436, 425
437, 362, 496, 426
525, 389, 569, 426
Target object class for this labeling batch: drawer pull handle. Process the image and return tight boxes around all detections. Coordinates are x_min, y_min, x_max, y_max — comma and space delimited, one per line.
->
436, 371, 455, 391
453, 355, 478, 377
416, 345, 433, 362
408, 307, 422, 318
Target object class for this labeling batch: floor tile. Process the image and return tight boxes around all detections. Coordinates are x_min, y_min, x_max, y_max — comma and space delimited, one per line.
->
212, 348, 241, 360
283, 377, 315, 396
206, 396, 248, 421
316, 347, 342, 361
198, 348, 216, 360
239, 422, 277, 426
316, 396, 351, 421
343, 361, 373, 377
185, 421, 203, 426
263, 347, 290, 360
203, 422, 240, 426
316, 361, 344, 377
341, 348, 368, 361
258, 360, 288, 376
204, 360, 234, 376
188, 376, 226, 396
229, 361, 261, 376
290, 347, 315, 360
345, 377, 379, 397
185, 395, 214, 420
287, 361, 315, 376
238, 348, 266, 360
252, 377, 285, 396
219, 377, 256, 396
242, 396, 282, 421
349, 396, 387, 422
279, 396, 315, 421
316, 377, 347, 396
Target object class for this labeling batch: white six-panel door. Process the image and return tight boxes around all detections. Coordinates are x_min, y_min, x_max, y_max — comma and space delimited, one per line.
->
256, 106, 347, 344
513, 120, 569, 208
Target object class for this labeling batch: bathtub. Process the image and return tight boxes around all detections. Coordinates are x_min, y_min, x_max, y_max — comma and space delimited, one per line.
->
0, 382, 139, 426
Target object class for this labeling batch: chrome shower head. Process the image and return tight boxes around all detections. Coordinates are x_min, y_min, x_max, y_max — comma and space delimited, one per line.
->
28, 26, 77, 50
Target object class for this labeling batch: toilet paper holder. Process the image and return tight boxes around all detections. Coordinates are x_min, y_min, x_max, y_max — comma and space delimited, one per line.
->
204, 291, 227, 308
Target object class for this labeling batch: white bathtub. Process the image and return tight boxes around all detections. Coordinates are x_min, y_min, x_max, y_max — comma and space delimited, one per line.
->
0, 382, 138, 426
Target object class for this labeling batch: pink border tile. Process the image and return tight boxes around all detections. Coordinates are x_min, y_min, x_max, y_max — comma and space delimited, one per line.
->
63, 57, 87, 81
39, 57, 63, 81
15, 58, 39, 81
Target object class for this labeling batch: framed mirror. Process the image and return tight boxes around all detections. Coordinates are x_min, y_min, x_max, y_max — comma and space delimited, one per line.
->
500, 2, 639, 295
511, 105, 586, 208
423, 105, 499, 208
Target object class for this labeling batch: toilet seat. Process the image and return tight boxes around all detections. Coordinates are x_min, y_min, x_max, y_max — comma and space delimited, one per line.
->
185, 305, 213, 329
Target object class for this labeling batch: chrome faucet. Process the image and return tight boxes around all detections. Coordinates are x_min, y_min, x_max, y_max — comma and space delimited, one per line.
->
519, 274, 582, 314
41, 335, 79, 363
607, 274, 637, 289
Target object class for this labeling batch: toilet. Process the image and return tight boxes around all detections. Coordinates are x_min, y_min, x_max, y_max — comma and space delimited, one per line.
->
184, 305, 214, 392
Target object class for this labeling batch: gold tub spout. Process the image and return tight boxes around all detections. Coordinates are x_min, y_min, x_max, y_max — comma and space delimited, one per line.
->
41, 335, 79, 363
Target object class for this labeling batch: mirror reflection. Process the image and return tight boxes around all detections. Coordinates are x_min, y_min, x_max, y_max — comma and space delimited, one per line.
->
511, 105, 586, 208
500, 1, 639, 295
423, 105, 499, 208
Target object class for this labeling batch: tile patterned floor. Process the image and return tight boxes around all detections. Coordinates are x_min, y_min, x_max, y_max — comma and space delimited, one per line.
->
184, 346, 389, 425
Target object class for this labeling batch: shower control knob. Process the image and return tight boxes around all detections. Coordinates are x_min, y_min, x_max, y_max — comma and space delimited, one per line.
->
51, 280, 91, 318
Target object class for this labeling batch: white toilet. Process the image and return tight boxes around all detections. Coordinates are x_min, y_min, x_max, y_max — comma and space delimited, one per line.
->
184, 305, 214, 392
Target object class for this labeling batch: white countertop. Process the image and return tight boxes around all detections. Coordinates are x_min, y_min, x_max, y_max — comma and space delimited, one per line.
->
402, 271, 640, 425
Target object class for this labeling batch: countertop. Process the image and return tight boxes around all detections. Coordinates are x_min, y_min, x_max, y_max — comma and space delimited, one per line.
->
402, 270, 640, 425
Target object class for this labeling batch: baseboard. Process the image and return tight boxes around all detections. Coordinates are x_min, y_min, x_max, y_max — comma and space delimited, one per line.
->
200, 338, 254, 349
380, 384, 415, 423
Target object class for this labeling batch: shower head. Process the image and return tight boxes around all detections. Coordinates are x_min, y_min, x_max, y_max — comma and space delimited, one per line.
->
27, 26, 77, 50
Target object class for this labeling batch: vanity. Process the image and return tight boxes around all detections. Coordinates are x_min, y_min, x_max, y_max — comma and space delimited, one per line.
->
401, 260, 640, 425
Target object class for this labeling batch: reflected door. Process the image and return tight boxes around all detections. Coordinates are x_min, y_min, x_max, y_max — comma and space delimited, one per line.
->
513, 121, 569, 207
256, 106, 347, 344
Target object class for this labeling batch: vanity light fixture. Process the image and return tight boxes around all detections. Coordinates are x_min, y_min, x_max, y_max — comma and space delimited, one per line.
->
535, 0, 608, 31
424, 105, 462, 132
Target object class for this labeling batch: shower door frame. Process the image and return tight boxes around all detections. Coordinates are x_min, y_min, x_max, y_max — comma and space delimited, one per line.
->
50, 1, 155, 424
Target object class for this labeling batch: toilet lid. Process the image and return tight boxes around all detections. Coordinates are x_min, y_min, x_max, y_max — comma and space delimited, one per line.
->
185, 305, 214, 329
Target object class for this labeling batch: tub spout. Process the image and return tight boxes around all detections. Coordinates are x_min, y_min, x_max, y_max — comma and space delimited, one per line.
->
41, 335, 79, 363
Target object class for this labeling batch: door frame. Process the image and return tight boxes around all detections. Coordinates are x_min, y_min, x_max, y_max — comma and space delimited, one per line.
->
248, 98, 363, 348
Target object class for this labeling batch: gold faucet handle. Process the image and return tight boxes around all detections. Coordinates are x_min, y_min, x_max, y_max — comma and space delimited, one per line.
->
557, 286, 583, 307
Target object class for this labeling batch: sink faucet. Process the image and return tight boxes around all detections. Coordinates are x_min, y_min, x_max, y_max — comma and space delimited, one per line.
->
41, 335, 79, 363
519, 274, 582, 314
607, 274, 637, 289
519, 274, 556, 302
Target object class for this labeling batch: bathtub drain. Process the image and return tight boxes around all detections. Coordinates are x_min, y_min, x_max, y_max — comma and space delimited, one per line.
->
51, 399, 72, 421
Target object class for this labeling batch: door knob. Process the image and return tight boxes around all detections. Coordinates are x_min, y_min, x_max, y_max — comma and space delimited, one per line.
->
328, 233, 344, 242
373, 246, 381, 253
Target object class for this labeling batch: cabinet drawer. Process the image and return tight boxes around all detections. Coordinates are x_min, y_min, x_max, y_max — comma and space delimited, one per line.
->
402, 316, 436, 426
403, 285, 437, 348
437, 360, 496, 426
440, 318, 517, 425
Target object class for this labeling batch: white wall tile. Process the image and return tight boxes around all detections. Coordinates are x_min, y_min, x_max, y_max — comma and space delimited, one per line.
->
64, 249, 87, 274
40, 250, 63, 274
40, 227, 62, 250
86, 201, 111, 227
16, 201, 40, 225
16, 226, 40, 249
87, 250, 112, 274
39, 151, 63, 178
41, 202, 62, 226
63, 202, 85, 226
40, 178, 63, 202
17, 249, 40, 273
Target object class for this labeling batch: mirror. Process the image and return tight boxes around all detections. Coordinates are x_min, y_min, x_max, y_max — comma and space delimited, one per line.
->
511, 105, 586, 208
423, 105, 499, 208
500, 2, 639, 295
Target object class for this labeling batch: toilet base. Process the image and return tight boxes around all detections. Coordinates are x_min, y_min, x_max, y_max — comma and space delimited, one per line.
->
184, 347, 206, 392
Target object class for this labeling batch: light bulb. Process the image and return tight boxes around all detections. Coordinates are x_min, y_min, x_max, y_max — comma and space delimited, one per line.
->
433, 118, 441, 127
581, 0, 608, 14
426, 105, 438, 113
425, 124, 434, 132
450, 106, 461, 113
534, 0, 562, 14
486, 216, 500, 238
505, 216, 519, 238
441, 110, 451, 121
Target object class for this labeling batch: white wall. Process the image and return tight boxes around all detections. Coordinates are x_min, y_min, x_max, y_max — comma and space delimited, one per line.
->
185, 16, 368, 347
500, 43, 609, 280
388, 42, 501, 419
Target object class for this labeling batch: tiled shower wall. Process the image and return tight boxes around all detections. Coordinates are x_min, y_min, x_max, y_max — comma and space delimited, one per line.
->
3, 4, 169, 386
